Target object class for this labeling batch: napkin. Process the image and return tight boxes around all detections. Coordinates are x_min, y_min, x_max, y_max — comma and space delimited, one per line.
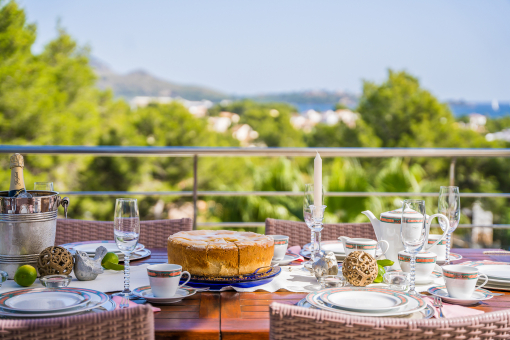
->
287, 246, 305, 262
112, 296, 161, 312
424, 297, 484, 318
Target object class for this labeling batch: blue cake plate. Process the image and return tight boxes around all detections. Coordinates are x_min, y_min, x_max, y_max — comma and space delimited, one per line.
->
179, 266, 281, 290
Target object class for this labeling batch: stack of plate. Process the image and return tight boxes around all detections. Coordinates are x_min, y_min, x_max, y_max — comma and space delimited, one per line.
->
0, 287, 115, 318
61, 240, 150, 262
465, 261, 510, 291
302, 287, 431, 318
0, 254, 40, 278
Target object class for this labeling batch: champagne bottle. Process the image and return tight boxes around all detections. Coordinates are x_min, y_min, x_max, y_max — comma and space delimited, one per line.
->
8, 153, 31, 198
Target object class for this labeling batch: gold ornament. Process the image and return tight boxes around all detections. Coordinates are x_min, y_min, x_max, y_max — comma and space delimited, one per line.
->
342, 251, 377, 287
37, 246, 73, 276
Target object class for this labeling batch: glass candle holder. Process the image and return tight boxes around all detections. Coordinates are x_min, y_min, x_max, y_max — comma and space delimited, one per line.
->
383, 271, 410, 291
39, 274, 72, 288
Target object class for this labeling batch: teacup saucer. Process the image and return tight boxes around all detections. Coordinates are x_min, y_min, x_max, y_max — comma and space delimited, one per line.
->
436, 253, 463, 265
133, 286, 196, 304
271, 253, 300, 265
415, 270, 442, 284
427, 285, 494, 305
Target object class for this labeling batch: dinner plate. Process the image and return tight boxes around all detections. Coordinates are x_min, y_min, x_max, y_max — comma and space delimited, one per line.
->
61, 241, 145, 254
301, 241, 382, 260
321, 243, 345, 254
271, 253, 300, 266
306, 287, 427, 317
0, 288, 110, 317
0, 289, 92, 312
436, 253, 462, 264
428, 285, 493, 305
477, 265, 510, 281
133, 286, 196, 304
0, 298, 115, 318
320, 289, 409, 312
296, 298, 434, 319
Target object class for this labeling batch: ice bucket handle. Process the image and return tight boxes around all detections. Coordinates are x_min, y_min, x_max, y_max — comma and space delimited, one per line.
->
56, 196, 70, 218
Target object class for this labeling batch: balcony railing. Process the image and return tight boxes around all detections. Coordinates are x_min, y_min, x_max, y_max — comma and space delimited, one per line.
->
1, 145, 509, 229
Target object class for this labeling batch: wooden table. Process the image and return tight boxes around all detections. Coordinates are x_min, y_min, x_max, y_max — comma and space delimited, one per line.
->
135, 248, 510, 340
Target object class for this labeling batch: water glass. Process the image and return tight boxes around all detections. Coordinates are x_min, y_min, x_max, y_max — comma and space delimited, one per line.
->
113, 198, 140, 303
34, 182, 54, 191
383, 271, 409, 291
438, 186, 460, 265
400, 199, 428, 295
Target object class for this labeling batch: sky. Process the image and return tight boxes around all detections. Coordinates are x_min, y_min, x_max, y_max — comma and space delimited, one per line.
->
19, 0, 510, 101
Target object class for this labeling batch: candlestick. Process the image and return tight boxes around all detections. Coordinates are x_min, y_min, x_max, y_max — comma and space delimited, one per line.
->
313, 152, 322, 216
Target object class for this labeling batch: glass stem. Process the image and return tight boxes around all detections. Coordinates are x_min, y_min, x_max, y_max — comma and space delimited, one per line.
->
310, 230, 316, 262
312, 224, 322, 260
445, 233, 451, 266
409, 254, 416, 294
124, 254, 130, 294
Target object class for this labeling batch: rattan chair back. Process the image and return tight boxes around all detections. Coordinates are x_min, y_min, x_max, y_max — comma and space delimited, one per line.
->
265, 218, 376, 247
55, 218, 192, 248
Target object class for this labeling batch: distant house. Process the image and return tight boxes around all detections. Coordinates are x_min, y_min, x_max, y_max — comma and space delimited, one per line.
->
130, 96, 213, 117
231, 124, 259, 146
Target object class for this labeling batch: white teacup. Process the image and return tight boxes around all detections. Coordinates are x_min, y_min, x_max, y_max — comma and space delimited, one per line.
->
269, 235, 289, 261
428, 234, 446, 261
339, 236, 389, 259
147, 264, 191, 298
398, 251, 437, 281
442, 265, 489, 299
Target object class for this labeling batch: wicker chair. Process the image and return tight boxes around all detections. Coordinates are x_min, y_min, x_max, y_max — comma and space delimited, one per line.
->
0, 305, 154, 340
55, 218, 192, 248
270, 302, 510, 340
265, 218, 376, 247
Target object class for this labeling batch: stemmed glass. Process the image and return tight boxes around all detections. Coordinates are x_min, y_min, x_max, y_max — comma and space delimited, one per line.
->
438, 186, 460, 265
304, 184, 323, 265
113, 198, 140, 306
400, 199, 428, 296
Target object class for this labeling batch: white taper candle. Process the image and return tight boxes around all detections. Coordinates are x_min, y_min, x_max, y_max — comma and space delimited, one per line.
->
313, 151, 322, 214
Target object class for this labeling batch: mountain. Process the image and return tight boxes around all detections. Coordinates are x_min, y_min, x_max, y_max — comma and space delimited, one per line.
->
91, 59, 228, 102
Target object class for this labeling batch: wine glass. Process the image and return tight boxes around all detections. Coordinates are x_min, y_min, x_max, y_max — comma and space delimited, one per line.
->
438, 186, 460, 265
400, 199, 428, 296
34, 182, 54, 191
113, 198, 140, 305
304, 184, 323, 265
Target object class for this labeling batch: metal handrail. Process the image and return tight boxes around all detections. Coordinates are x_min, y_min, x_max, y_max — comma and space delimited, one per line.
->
2, 145, 509, 229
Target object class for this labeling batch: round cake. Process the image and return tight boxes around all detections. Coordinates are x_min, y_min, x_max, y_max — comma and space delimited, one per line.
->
167, 230, 274, 277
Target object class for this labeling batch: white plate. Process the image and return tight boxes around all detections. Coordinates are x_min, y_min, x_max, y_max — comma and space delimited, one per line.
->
477, 265, 510, 281
77, 243, 144, 254
428, 285, 494, 305
0, 288, 110, 317
436, 253, 463, 264
0, 299, 115, 318
415, 270, 443, 284
306, 287, 427, 317
133, 286, 196, 304
2, 291, 89, 312
297, 298, 434, 319
271, 254, 300, 265
320, 290, 409, 312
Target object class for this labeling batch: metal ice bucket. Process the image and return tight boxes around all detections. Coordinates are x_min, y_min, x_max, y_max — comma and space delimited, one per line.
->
0, 191, 69, 277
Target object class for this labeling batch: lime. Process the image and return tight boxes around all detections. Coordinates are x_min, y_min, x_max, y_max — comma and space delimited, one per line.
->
102, 252, 119, 267
14, 265, 37, 287
103, 261, 124, 271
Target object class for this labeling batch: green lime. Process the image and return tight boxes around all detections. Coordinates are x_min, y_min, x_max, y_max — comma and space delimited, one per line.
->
103, 261, 124, 271
14, 265, 37, 287
102, 252, 119, 267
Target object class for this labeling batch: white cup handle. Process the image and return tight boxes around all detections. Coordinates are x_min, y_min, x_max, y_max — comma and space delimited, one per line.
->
425, 213, 450, 251
375, 240, 390, 259
178, 271, 191, 288
476, 273, 489, 290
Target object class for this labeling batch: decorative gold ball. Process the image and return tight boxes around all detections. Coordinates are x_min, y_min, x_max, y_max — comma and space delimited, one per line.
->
37, 246, 73, 276
342, 251, 378, 287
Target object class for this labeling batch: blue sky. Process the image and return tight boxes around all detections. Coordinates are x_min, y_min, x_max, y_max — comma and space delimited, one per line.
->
19, 0, 510, 101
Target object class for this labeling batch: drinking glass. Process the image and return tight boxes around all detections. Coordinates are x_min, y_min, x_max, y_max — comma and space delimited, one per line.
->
113, 198, 140, 305
438, 186, 460, 265
400, 199, 428, 295
34, 182, 54, 191
304, 184, 323, 265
